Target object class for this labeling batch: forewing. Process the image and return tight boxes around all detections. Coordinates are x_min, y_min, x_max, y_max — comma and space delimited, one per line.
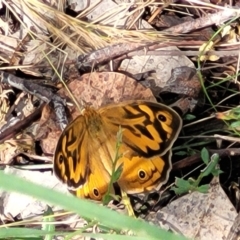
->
54, 111, 114, 200
99, 100, 182, 158
54, 115, 91, 188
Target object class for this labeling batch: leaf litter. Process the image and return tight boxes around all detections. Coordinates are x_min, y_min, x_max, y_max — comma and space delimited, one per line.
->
0, 0, 240, 239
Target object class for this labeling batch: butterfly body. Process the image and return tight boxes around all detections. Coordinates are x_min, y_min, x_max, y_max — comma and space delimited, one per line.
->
54, 100, 182, 201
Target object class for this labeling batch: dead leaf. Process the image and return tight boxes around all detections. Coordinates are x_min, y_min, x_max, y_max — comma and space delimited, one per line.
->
120, 46, 195, 92
0, 134, 35, 164
40, 71, 156, 155
0, 166, 67, 221
146, 177, 237, 240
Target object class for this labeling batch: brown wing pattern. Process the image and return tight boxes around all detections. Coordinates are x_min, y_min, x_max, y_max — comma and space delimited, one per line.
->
54, 100, 182, 200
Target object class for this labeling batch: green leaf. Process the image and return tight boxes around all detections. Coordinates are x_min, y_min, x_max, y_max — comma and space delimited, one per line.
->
232, 107, 240, 114
112, 163, 123, 182
211, 168, 223, 176
174, 151, 188, 156
171, 178, 192, 195
184, 114, 196, 120
197, 184, 209, 193
230, 120, 240, 128
188, 177, 197, 185
201, 153, 220, 177
0, 228, 54, 239
201, 148, 209, 165
43, 206, 55, 240
102, 193, 114, 205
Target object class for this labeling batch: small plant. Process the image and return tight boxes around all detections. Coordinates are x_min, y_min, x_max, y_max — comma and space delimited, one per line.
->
216, 107, 240, 131
103, 126, 124, 205
171, 148, 222, 195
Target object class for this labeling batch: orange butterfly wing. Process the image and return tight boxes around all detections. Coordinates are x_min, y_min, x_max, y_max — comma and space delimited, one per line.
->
54, 100, 182, 200
99, 101, 181, 194
54, 109, 113, 200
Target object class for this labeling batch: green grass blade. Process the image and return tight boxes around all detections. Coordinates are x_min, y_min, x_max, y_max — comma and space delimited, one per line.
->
0, 171, 188, 240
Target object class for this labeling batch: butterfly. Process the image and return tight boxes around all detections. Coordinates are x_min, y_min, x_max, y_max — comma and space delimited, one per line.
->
53, 100, 182, 201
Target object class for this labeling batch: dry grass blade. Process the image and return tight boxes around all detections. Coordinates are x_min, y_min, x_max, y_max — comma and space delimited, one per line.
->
7, 0, 182, 54
90, 0, 155, 26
